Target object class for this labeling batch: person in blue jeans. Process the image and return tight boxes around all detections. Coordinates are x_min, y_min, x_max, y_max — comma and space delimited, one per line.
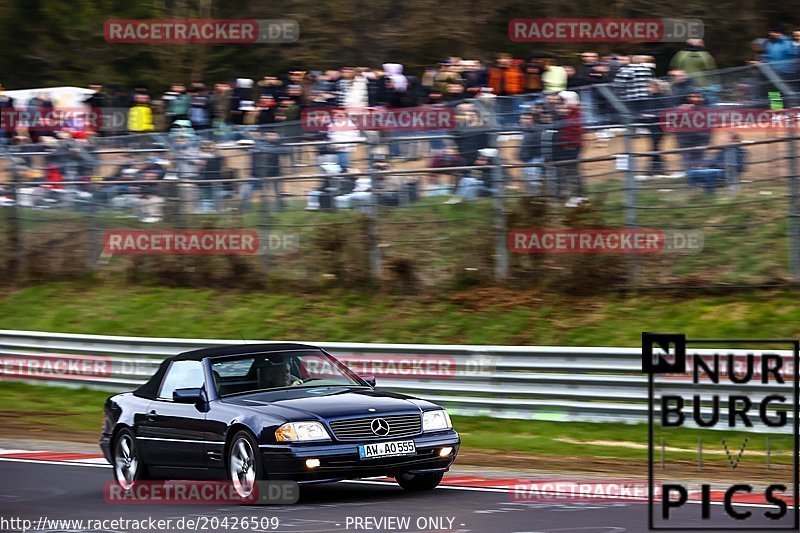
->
687, 133, 748, 194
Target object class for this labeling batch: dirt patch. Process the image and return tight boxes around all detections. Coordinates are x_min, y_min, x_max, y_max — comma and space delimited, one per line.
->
0, 412, 99, 444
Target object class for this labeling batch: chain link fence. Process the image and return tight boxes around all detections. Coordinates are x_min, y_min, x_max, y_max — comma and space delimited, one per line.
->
2, 61, 800, 292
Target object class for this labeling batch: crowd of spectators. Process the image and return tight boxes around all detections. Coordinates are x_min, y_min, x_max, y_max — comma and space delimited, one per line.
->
4, 27, 799, 212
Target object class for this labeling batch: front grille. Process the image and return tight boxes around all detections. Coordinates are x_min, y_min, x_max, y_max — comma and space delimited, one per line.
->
328, 414, 422, 441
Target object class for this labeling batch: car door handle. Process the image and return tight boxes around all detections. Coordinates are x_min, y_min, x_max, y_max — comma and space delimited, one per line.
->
146, 409, 157, 420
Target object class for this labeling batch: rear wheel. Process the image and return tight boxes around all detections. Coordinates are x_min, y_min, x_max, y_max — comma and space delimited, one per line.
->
396, 471, 444, 491
112, 429, 148, 490
228, 431, 263, 499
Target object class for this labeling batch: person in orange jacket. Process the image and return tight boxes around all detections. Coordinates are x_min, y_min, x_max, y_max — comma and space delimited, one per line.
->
489, 53, 526, 125
488, 53, 525, 95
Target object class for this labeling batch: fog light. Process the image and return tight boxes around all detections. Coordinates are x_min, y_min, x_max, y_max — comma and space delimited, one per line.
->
439, 447, 453, 457
306, 458, 321, 469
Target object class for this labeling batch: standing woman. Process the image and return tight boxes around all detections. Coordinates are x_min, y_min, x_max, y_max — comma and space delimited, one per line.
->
554, 91, 585, 205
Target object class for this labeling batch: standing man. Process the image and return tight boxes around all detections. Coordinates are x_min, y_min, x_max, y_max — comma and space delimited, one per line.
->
614, 55, 654, 116
669, 39, 717, 88
763, 27, 797, 78
127, 93, 154, 134
489, 53, 526, 125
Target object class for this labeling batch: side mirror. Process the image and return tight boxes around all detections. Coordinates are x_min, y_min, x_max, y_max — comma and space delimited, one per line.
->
360, 374, 376, 387
173, 387, 206, 404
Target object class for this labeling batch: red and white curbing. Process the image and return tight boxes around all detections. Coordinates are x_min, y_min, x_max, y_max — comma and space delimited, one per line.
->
0, 448, 792, 506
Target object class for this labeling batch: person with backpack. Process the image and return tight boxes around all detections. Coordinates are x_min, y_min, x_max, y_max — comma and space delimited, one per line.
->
669, 39, 718, 87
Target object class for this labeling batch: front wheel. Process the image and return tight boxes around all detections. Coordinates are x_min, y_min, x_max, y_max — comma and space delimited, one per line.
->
396, 471, 444, 491
112, 428, 149, 490
227, 431, 263, 500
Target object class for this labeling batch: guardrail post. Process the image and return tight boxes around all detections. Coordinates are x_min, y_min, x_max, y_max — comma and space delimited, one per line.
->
5, 171, 22, 279
783, 87, 800, 280
258, 146, 272, 272
86, 180, 99, 270
622, 110, 640, 285
491, 132, 508, 281
366, 141, 382, 282
766, 436, 771, 470
597, 85, 638, 285
788, 125, 800, 280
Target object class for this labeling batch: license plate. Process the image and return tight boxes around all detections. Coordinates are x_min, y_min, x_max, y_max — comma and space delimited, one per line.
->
358, 440, 416, 459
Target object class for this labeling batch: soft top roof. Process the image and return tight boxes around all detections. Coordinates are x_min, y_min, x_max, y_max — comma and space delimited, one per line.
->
133, 343, 321, 399
171, 343, 321, 361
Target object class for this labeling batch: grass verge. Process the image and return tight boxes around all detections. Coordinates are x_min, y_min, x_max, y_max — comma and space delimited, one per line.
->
0, 382, 792, 470
3, 283, 800, 345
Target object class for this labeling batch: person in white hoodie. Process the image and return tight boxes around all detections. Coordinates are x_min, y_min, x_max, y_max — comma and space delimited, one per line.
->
381, 63, 408, 93
326, 110, 364, 172
344, 68, 369, 109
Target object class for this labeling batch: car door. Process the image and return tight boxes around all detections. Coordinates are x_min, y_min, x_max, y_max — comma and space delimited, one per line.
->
136, 359, 209, 468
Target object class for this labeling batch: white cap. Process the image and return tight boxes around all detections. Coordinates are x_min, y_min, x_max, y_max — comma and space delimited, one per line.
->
559, 91, 580, 106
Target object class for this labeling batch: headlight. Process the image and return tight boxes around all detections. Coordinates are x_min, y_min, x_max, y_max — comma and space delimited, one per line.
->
275, 421, 331, 442
422, 410, 452, 432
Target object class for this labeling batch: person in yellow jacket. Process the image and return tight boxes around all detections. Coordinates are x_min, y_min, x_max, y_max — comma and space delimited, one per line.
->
128, 93, 155, 133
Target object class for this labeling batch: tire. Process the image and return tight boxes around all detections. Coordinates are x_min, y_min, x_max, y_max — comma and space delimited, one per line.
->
227, 431, 264, 500
112, 428, 149, 491
396, 471, 444, 491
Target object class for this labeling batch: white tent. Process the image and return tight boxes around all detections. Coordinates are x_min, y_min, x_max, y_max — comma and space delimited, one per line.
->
2, 86, 95, 110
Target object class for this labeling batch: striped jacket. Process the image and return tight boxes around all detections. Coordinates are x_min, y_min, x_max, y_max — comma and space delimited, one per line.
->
614, 64, 653, 101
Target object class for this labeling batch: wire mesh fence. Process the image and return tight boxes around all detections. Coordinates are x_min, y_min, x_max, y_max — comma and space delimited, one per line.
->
2, 61, 800, 292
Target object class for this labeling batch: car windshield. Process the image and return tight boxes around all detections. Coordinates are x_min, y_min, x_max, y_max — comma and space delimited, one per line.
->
210, 350, 364, 397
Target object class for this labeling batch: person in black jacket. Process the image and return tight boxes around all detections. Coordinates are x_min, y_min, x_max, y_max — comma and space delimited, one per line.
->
247, 131, 290, 211
518, 112, 545, 195
639, 79, 672, 178
197, 141, 223, 212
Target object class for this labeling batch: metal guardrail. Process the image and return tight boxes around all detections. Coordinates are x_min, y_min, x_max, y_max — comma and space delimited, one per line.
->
0, 329, 793, 432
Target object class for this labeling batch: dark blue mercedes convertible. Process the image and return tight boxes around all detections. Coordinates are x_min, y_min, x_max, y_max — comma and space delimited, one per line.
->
100, 343, 460, 498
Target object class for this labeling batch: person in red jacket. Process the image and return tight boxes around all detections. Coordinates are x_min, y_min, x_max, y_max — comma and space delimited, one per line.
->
553, 91, 586, 205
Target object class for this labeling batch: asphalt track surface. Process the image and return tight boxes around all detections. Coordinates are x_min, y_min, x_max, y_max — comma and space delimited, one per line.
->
0, 453, 795, 533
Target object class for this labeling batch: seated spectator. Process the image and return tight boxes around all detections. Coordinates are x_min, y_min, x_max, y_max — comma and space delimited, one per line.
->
444, 148, 497, 204
133, 167, 166, 223
687, 132, 748, 194
306, 154, 343, 210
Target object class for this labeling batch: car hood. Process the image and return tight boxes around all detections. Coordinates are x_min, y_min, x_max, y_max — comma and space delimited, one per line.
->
223, 386, 436, 421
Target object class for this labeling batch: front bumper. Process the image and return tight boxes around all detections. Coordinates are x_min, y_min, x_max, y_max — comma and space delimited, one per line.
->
259, 430, 460, 483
